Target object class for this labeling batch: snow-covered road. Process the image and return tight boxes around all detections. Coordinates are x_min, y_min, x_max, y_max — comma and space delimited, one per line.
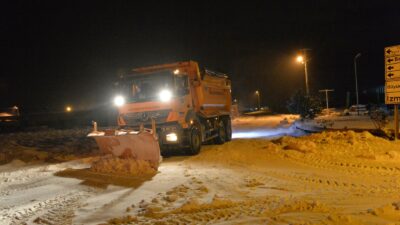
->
1, 115, 400, 225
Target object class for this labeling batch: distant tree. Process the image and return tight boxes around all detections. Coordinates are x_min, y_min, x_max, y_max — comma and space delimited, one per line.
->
287, 90, 322, 119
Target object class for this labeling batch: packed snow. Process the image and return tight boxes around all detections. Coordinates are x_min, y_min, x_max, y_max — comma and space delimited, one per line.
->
1, 115, 400, 224
90, 156, 157, 176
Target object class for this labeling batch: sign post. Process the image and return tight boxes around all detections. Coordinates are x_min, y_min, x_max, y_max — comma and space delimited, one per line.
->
396, 106, 399, 140
385, 45, 400, 140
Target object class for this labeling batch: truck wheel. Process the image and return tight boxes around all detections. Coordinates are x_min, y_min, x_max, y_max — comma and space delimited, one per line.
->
186, 129, 201, 155
215, 120, 226, 144
225, 119, 232, 142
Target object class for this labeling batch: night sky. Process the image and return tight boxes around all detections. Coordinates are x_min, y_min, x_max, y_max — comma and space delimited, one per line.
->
2, 1, 400, 112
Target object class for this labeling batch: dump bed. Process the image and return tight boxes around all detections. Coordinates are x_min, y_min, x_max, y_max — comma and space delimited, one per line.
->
193, 70, 232, 117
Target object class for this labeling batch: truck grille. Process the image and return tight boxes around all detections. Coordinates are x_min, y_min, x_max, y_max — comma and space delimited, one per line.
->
122, 110, 170, 126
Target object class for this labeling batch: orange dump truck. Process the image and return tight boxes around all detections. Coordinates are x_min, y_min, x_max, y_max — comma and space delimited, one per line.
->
89, 61, 232, 169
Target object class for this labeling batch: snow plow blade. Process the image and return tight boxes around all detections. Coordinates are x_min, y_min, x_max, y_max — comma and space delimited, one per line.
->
88, 128, 161, 170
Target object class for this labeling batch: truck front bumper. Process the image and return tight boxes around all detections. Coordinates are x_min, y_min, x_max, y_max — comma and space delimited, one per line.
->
157, 123, 190, 151
120, 122, 191, 151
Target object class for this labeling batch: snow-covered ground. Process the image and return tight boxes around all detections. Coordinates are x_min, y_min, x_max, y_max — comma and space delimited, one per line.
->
1, 115, 400, 224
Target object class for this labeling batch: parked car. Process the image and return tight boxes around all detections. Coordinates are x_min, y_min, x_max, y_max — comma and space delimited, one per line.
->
344, 104, 368, 116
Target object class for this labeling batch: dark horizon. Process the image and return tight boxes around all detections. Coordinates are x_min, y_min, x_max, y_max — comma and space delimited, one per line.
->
2, 1, 400, 112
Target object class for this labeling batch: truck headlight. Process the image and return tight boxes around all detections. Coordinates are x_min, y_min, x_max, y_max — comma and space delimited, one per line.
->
114, 95, 126, 107
159, 89, 172, 102
166, 132, 178, 142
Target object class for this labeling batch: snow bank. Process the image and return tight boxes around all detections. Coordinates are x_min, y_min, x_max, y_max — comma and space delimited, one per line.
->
188, 130, 400, 168
187, 139, 279, 168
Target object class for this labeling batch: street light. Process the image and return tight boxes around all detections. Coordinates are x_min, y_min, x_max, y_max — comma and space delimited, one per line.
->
296, 49, 311, 95
66, 106, 72, 112
255, 90, 261, 110
296, 55, 304, 63
354, 53, 362, 115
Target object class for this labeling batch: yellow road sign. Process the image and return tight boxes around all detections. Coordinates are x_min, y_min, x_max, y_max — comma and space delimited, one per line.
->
386, 92, 400, 104
386, 63, 400, 73
386, 55, 400, 65
386, 70, 400, 80
386, 80, 400, 93
385, 45, 400, 57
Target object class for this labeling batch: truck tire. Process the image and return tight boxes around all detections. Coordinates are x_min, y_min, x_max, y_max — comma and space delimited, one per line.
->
225, 119, 232, 142
215, 120, 226, 144
186, 129, 202, 155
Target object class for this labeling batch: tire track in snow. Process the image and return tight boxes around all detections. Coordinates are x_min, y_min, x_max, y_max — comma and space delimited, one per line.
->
27, 192, 89, 225
1, 190, 92, 225
0, 162, 97, 225
130, 195, 331, 225
257, 168, 400, 197
281, 151, 400, 177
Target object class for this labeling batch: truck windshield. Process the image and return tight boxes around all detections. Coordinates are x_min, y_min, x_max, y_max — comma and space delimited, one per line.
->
126, 71, 174, 102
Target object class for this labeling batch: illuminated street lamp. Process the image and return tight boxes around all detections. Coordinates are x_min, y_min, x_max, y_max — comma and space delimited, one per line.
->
66, 106, 72, 112
296, 55, 304, 63
296, 49, 311, 95
255, 90, 261, 110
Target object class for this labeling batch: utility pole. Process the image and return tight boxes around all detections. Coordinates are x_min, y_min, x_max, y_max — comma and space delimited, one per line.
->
297, 48, 312, 95
319, 89, 334, 113
304, 54, 309, 95
255, 90, 261, 110
354, 53, 362, 115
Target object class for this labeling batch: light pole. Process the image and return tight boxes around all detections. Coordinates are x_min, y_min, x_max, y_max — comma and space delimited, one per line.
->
354, 53, 362, 115
255, 90, 261, 110
296, 49, 311, 95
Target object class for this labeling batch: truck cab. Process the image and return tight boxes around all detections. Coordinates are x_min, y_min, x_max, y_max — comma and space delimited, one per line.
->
113, 61, 232, 155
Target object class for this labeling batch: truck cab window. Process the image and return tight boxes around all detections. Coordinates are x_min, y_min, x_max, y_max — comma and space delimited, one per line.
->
126, 72, 174, 102
175, 75, 189, 96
